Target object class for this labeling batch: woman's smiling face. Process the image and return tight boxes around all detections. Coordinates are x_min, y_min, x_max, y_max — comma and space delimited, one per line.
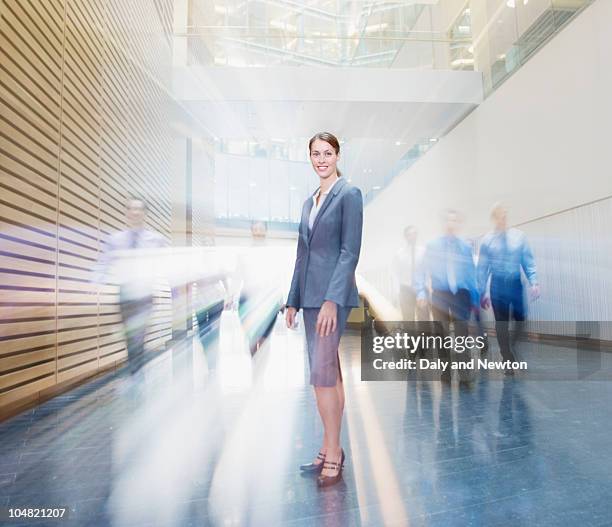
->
309, 138, 339, 179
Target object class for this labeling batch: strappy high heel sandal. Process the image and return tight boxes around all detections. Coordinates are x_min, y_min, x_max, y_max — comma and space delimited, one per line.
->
300, 451, 326, 473
317, 449, 345, 488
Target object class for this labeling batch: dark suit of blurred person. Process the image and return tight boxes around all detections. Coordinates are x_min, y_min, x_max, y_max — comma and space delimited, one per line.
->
93, 198, 166, 374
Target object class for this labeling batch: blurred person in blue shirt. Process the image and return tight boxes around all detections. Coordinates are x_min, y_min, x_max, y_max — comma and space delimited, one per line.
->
478, 203, 539, 368
468, 237, 490, 355
415, 209, 478, 381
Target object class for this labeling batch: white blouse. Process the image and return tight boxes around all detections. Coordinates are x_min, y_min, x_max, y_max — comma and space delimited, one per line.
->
308, 177, 339, 230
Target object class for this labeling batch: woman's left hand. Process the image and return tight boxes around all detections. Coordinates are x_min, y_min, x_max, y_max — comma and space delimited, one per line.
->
317, 300, 337, 337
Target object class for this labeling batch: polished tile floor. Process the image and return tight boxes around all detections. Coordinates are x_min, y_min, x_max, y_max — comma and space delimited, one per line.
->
1, 313, 612, 526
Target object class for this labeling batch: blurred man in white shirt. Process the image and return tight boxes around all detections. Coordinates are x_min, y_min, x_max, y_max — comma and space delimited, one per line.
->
393, 226, 429, 322
93, 198, 167, 374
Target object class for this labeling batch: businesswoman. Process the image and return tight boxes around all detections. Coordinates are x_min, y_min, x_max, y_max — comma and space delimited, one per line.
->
285, 132, 363, 487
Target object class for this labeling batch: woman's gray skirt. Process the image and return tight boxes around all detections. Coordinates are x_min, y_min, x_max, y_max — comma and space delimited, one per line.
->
302, 307, 351, 387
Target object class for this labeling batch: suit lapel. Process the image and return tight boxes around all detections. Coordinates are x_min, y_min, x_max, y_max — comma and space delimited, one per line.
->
308, 178, 346, 243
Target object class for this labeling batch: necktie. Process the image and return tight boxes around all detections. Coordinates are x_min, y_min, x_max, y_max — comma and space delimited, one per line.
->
500, 231, 509, 275
129, 229, 139, 249
447, 238, 458, 294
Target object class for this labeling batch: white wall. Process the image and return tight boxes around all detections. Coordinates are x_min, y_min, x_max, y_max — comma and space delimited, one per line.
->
360, 0, 612, 324
520, 197, 612, 337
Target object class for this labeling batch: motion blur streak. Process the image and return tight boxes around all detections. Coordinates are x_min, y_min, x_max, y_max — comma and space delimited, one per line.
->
107, 339, 221, 526
208, 317, 304, 525
106, 281, 300, 526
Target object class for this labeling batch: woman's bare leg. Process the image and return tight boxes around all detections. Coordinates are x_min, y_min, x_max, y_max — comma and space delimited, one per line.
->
315, 373, 344, 476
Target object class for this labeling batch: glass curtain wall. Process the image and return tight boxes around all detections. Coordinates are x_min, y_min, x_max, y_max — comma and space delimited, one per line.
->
176, 0, 593, 227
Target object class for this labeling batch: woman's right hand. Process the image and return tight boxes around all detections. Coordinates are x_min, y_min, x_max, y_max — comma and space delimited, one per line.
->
285, 306, 297, 329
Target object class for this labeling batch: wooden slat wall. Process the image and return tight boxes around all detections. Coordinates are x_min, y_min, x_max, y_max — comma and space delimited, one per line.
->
0, 0, 174, 411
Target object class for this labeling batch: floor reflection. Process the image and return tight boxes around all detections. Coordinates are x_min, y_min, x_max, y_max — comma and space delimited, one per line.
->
1, 324, 612, 526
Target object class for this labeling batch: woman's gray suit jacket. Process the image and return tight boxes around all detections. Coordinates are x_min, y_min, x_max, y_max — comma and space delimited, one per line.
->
287, 177, 363, 309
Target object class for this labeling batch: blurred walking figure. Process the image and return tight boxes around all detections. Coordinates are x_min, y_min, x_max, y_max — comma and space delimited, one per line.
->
478, 203, 539, 368
286, 132, 363, 487
93, 197, 166, 374
237, 220, 284, 355
393, 226, 429, 322
415, 209, 478, 381
250, 219, 268, 246
469, 238, 489, 355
